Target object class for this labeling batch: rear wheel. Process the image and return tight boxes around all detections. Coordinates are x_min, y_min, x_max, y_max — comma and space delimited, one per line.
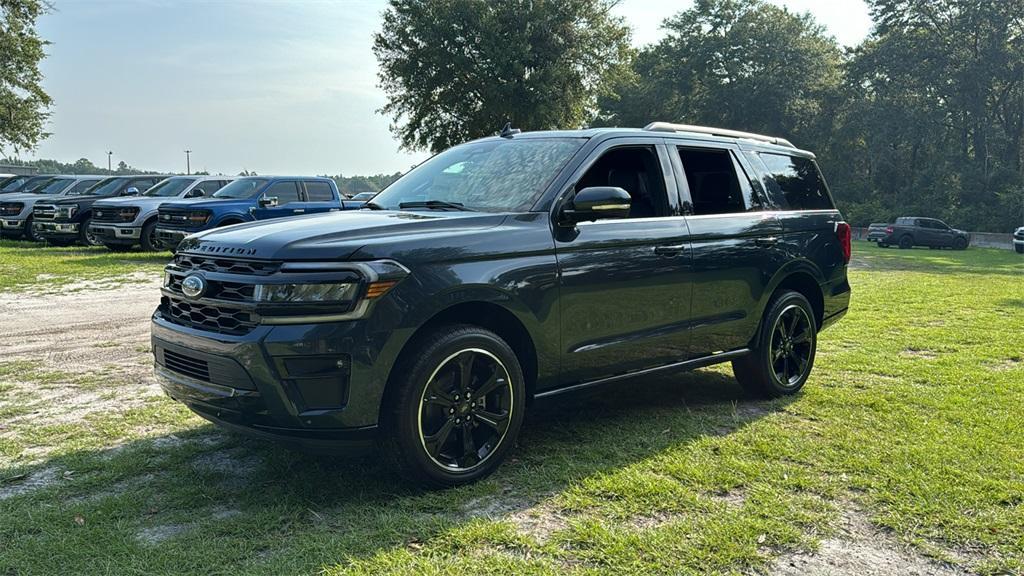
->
733, 290, 817, 398
139, 220, 161, 251
386, 325, 525, 487
898, 235, 913, 249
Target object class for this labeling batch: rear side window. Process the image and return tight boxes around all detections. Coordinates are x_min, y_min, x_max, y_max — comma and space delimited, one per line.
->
264, 181, 300, 205
677, 147, 757, 215
758, 153, 834, 210
304, 181, 335, 202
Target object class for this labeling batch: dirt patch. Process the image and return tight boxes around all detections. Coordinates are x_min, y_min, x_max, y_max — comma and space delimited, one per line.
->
0, 466, 61, 501
769, 509, 969, 576
463, 493, 569, 543
901, 348, 940, 360
136, 523, 190, 545
988, 357, 1021, 372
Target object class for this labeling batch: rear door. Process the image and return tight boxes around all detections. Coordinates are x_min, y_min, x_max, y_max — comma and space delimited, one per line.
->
298, 180, 342, 214
554, 138, 695, 385
251, 180, 303, 220
675, 142, 787, 356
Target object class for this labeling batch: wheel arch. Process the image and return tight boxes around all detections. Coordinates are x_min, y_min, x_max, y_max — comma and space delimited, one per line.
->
763, 262, 826, 331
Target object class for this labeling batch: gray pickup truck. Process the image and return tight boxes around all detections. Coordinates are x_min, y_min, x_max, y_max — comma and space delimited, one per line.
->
867, 217, 970, 250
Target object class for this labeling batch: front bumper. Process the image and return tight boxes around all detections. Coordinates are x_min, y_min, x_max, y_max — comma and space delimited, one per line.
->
34, 221, 79, 237
1, 218, 26, 231
89, 223, 141, 244
152, 312, 403, 452
155, 228, 191, 249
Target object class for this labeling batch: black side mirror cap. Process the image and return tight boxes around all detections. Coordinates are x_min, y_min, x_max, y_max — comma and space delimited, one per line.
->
560, 186, 631, 225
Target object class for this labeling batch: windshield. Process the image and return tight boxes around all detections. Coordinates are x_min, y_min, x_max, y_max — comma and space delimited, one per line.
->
20, 177, 53, 193
34, 178, 73, 195
1, 176, 31, 192
144, 177, 196, 197
78, 177, 128, 196
213, 177, 269, 199
370, 138, 584, 212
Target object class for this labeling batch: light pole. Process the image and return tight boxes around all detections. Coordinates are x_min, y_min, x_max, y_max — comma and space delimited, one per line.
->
184, 150, 191, 175
107, 151, 113, 172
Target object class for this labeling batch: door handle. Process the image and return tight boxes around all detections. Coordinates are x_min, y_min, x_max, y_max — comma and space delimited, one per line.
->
293, 209, 305, 214
754, 236, 779, 247
653, 244, 687, 256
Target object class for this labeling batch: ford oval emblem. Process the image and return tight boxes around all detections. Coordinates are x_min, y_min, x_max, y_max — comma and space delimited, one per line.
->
181, 274, 207, 299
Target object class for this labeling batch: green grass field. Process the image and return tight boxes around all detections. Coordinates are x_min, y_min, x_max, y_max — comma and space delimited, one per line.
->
0, 241, 1021, 575
0, 239, 169, 291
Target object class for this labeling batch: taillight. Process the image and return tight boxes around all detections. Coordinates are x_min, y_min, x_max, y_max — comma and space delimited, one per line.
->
835, 221, 852, 264
885, 226, 893, 234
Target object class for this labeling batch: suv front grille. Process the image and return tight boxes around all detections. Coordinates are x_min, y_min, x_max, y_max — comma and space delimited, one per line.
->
174, 254, 280, 276
93, 206, 139, 223
33, 205, 56, 221
161, 295, 258, 336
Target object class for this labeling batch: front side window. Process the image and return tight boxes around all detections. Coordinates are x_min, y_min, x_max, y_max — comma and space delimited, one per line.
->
574, 146, 670, 218
263, 181, 300, 205
213, 177, 270, 199
304, 181, 334, 202
144, 177, 196, 197
192, 180, 226, 196
759, 153, 834, 210
371, 138, 584, 212
678, 148, 754, 215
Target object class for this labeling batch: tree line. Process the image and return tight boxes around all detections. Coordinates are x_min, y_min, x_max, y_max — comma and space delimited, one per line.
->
375, 0, 1024, 231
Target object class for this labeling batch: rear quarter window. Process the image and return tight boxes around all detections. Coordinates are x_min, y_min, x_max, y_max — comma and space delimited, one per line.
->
758, 153, 834, 211
304, 181, 335, 202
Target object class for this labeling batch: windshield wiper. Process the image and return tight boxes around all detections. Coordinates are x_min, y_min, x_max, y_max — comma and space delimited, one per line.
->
398, 200, 472, 211
362, 201, 385, 210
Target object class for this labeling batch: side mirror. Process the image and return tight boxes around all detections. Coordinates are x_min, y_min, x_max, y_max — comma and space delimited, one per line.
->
123, 186, 140, 196
258, 195, 279, 208
560, 186, 631, 224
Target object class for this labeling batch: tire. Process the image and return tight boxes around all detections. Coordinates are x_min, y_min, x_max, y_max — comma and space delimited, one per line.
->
1015, 245, 1024, 254
953, 237, 968, 250
23, 216, 41, 242
385, 324, 526, 487
732, 290, 817, 398
139, 220, 161, 251
898, 235, 913, 249
79, 218, 103, 247
104, 243, 132, 252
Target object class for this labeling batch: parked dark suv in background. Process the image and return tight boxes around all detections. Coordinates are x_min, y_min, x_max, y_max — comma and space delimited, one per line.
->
152, 124, 851, 486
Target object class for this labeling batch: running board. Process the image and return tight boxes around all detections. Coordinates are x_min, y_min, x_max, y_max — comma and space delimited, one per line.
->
534, 348, 751, 399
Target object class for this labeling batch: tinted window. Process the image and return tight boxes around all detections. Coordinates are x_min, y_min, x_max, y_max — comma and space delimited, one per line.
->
372, 138, 584, 212
144, 177, 196, 197
264, 181, 300, 205
78, 177, 128, 196
67, 179, 101, 195
1, 176, 31, 192
759, 153, 834, 210
35, 178, 74, 195
304, 181, 335, 202
192, 180, 226, 196
678, 148, 753, 215
575, 146, 670, 218
214, 177, 270, 199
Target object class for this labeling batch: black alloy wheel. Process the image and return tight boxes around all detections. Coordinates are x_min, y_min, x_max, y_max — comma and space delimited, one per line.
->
898, 235, 913, 249
140, 220, 161, 251
733, 290, 817, 398
80, 218, 102, 247
767, 304, 814, 389
418, 348, 514, 472
387, 325, 525, 487
23, 216, 40, 242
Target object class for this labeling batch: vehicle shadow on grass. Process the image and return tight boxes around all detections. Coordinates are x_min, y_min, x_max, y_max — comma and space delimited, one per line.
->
0, 369, 788, 573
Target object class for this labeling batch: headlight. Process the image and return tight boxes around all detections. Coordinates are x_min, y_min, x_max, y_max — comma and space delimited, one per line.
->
188, 211, 211, 224
56, 206, 77, 219
0, 203, 23, 216
255, 282, 359, 303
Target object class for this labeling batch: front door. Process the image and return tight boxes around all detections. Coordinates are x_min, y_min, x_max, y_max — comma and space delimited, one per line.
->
251, 180, 303, 220
554, 140, 694, 385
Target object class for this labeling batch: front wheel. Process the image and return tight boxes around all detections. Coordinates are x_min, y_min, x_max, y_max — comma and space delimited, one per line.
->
79, 218, 103, 247
733, 290, 817, 398
386, 325, 526, 487
1015, 245, 1024, 254
953, 237, 968, 250
139, 220, 162, 251
23, 216, 41, 242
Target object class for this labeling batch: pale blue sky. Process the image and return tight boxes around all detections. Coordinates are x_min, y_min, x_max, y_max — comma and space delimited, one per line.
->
25, 0, 871, 176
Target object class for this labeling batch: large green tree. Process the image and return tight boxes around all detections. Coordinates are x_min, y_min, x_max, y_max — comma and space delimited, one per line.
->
0, 0, 51, 155
373, 0, 632, 152
597, 0, 844, 153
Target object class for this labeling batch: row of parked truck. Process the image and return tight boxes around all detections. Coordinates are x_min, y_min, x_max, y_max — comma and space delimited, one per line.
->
0, 173, 374, 251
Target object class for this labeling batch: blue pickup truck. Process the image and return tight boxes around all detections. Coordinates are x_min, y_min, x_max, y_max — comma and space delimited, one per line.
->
155, 176, 361, 250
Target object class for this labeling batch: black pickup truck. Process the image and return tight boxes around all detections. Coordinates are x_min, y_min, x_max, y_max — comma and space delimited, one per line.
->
867, 217, 970, 250
152, 123, 851, 486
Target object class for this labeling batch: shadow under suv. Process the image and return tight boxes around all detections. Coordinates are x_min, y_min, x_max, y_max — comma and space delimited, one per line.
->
151, 124, 852, 487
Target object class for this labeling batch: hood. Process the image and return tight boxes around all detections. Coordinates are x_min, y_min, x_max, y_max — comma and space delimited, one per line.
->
178, 210, 507, 261
0, 193, 43, 204
162, 197, 239, 210
94, 196, 173, 210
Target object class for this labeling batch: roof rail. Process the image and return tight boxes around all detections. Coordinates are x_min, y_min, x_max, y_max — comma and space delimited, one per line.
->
643, 122, 796, 148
